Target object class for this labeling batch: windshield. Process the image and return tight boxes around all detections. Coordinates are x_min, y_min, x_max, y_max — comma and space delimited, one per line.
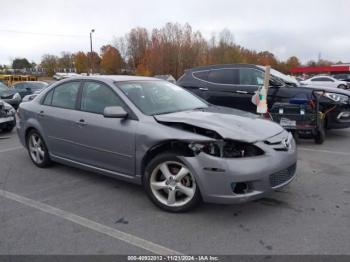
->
117, 80, 208, 115
257, 65, 299, 86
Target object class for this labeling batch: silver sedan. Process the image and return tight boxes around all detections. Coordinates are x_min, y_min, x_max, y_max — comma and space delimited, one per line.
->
17, 76, 297, 212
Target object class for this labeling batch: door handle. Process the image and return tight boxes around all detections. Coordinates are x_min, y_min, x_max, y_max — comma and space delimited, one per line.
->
236, 90, 249, 94
38, 111, 44, 118
76, 119, 87, 127
199, 87, 209, 91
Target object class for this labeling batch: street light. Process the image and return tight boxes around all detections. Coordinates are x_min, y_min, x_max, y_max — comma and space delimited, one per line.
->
89, 29, 95, 75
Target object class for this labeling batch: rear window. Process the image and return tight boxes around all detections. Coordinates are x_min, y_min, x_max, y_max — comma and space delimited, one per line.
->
208, 69, 239, 84
193, 71, 208, 81
51, 82, 80, 109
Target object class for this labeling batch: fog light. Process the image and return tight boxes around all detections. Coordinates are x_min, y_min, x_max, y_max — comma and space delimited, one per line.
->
231, 182, 249, 194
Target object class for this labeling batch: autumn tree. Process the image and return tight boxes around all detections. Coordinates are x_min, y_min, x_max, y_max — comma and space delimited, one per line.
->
285, 56, 301, 71
87, 51, 101, 73
58, 52, 74, 71
41, 54, 59, 76
74, 51, 88, 74
100, 45, 123, 74
127, 27, 149, 70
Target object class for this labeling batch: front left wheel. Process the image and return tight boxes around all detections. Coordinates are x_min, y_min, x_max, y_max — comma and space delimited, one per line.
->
26, 130, 51, 168
143, 153, 201, 212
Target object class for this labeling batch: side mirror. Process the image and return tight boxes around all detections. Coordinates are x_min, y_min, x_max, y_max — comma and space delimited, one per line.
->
103, 106, 128, 118
26, 87, 32, 91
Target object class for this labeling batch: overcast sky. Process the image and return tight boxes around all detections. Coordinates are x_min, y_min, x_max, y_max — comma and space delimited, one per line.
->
1, 0, 349, 65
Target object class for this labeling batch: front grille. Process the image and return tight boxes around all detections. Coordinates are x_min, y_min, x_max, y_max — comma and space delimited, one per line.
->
1, 95, 12, 99
0, 110, 7, 117
270, 164, 297, 187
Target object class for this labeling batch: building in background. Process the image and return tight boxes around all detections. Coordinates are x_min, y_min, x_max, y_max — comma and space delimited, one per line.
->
290, 63, 350, 77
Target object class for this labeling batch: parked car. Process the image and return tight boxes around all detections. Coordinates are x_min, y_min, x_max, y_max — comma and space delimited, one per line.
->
22, 83, 51, 103
11, 81, 49, 98
53, 72, 79, 80
0, 82, 21, 109
177, 64, 350, 130
300, 75, 349, 89
333, 74, 350, 84
0, 100, 16, 133
17, 76, 297, 212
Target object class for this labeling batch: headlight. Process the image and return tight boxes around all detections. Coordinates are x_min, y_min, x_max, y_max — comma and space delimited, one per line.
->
324, 93, 349, 104
3, 102, 15, 115
189, 140, 264, 158
13, 92, 21, 100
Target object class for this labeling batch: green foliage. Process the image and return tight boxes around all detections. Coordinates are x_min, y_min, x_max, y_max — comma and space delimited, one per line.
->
12, 58, 31, 69
41, 54, 59, 76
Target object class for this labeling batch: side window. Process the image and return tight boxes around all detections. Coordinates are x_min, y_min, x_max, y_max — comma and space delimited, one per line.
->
51, 81, 80, 109
42, 89, 54, 105
208, 69, 239, 85
311, 77, 332, 82
81, 81, 123, 114
193, 71, 208, 81
311, 77, 322, 81
239, 69, 264, 85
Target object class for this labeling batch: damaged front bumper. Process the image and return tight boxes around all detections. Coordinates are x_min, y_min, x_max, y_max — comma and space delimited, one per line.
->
180, 132, 297, 204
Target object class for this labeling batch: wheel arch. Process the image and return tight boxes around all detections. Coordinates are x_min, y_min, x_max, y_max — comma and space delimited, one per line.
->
24, 120, 46, 148
140, 140, 195, 178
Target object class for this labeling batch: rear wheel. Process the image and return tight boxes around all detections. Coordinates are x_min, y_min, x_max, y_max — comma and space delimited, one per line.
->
143, 153, 201, 212
337, 84, 347, 89
26, 130, 51, 167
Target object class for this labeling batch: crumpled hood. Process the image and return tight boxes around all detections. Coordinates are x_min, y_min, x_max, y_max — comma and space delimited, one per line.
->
154, 107, 284, 143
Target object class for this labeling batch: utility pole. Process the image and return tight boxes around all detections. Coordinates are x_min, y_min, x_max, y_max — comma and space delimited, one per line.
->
89, 29, 95, 75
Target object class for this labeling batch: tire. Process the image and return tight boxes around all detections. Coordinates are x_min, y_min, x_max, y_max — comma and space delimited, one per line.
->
26, 129, 51, 168
291, 131, 299, 144
337, 84, 347, 89
143, 152, 201, 212
1, 125, 15, 133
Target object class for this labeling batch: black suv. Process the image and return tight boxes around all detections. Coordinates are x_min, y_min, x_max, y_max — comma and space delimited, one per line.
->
177, 64, 350, 129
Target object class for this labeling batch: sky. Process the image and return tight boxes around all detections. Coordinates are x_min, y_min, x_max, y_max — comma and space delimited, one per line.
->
0, 0, 349, 66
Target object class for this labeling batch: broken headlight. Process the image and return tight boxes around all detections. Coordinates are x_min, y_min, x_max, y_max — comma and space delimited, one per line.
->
189, 140, 264, 158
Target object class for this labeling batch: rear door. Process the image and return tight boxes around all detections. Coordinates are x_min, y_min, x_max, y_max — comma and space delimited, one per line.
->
203, 68, 263, 113
203, 68, 242, 108
38, 80, 82, 160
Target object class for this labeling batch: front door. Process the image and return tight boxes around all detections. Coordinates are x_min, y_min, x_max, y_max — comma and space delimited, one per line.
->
71, 81, 136, 176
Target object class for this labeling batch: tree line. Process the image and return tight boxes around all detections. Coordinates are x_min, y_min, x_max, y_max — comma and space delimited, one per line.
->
8, 22, 342, 78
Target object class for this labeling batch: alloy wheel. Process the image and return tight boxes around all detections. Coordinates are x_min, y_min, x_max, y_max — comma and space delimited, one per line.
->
150, 161, 196, 207
28, 133, 46, 165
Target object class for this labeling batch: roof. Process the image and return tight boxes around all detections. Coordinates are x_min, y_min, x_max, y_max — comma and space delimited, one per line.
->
185, 64, 261, 72
68, 75, 159, 82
